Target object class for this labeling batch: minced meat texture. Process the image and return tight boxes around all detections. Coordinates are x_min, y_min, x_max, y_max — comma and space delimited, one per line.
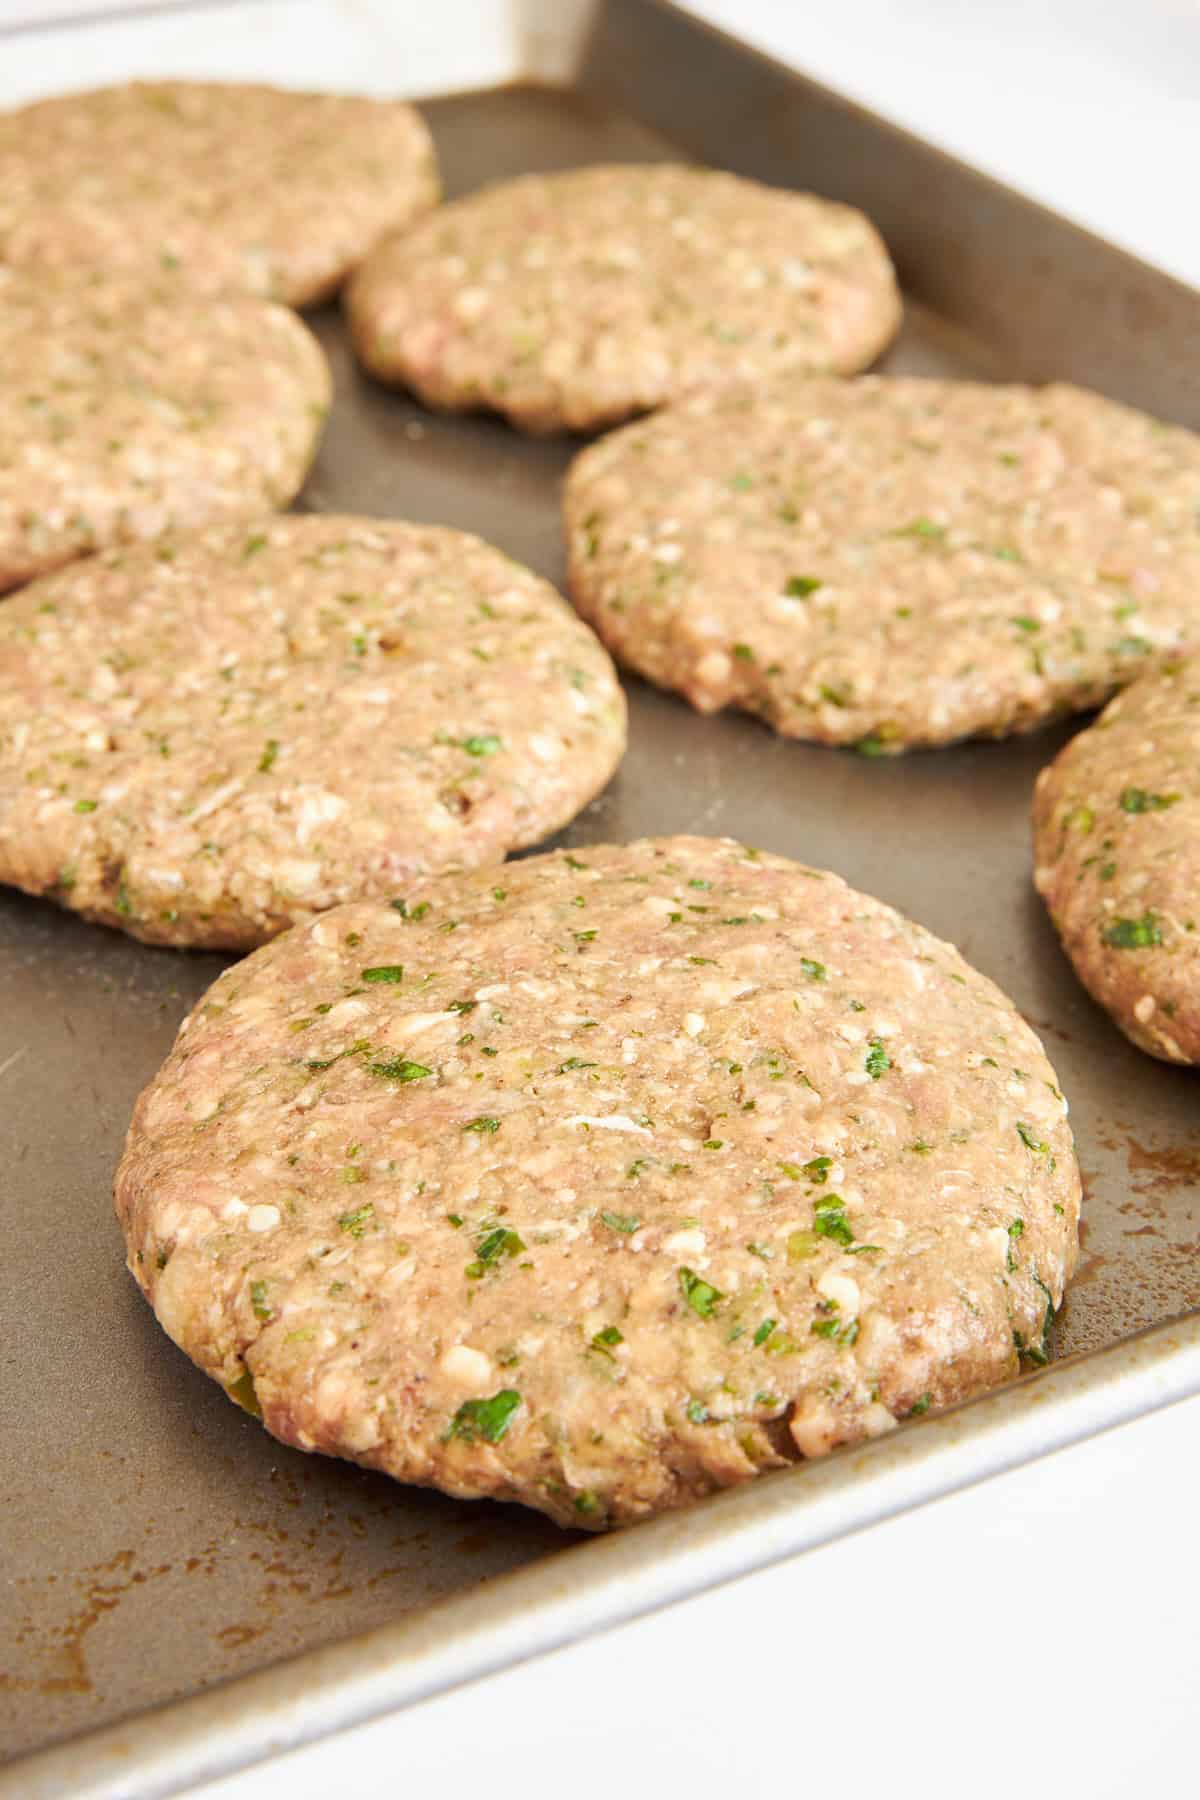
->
1033, 654, 1200, 1064
564, 375, 1200, 749
0, 516, 626, 948
116, 835, 1080, 1529
346, 164, 900, 433
0, 81, 440, 306
0, 268, 330, 592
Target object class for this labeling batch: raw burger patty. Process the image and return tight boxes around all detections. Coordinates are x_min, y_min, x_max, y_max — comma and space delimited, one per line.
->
565, 375, 1200, 750
116, 835, 1080, 1530
1033, 654, 1200, 1064
345, 164, 900, 433
0, 82, 439, 306
0, 516, 626, 949
0, 269, 330, 592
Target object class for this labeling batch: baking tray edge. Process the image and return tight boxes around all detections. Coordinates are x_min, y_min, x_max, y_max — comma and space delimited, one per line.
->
8, 0, 1200, 1790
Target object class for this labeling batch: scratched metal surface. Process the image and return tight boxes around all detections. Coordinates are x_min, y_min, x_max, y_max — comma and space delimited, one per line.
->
4, 27, 1200, 1770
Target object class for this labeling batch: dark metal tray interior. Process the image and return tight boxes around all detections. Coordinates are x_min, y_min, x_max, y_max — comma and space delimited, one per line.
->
4, 12, 1200, 1766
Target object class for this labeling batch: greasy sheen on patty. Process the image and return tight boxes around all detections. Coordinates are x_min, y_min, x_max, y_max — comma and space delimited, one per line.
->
116, 836, 1080, 1529
346, 164, 900, 433
1034, 654, 1200, 1064
0, 81, 440, 305
0, 268, 330, 591
0, 516, 626, 948
565, 375, 1200, 749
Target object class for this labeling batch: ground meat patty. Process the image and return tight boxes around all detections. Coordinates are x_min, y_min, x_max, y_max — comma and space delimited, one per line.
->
1033, 656, 1200, 1063
0, 269, 330, 592
345, 164, 900, 433
0, 82, 439, 306
565, 375, 1200, 750
115, 835, 1080, 1530
0, 516, 626, 949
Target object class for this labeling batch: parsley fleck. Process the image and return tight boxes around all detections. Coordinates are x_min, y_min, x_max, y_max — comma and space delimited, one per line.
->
73, 798, 98, 813
785, 575, 822, 597
1007, 1217, 1025, 1270
462, 734, 502, 757
463, 1115, 500, 1134
257, 739, 280, 774
753, 1318, 776, 1347
601, 1211, 640, 1234
1103, 911, 1163, 948
361, 964, 404, 985
249, 1280, 272, 1321
865, 1039, 891, 1080
678, 1267, 722, 1317
909, 1394, 932, 1416
798, 957, 826, 981
446, 1389, 521, 1444
813, 1196, 854, 1246
1120, 787, 1181, 814
338, 1204, 374, 1239
369, 1058, 431, 1082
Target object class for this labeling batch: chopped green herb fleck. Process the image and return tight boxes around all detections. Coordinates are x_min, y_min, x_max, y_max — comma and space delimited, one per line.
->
463, 1115, 500, 1134
258, 738, 280, 774
338, 1204, 374, 1239
462, 734, 502, 757
803, 1155, 832, 1183
865, 1040, 891, 1080
73, 798, 98, 813
446, 1389, 521, 1444
813, 1196, 854, 1247
361, 964, 404, 985
227, 1369, 261, 1417
909, 1394, 932, 1416
1120, 787, 1181, 814
678, 1267, 722, 1318
785, 575, 822, 597
249, 1280, 272, 1321
753, 1318, 776, 1347
1007, 1217, 1025, 1270
685, 1398, 710, 1424
242, 533, 268, 559
601, 1211, 640, 1234
799, 957, 826, 981
369, 1058, 432, 1082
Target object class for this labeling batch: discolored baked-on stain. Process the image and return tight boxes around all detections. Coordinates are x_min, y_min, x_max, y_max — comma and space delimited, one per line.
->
4, 1550, 174, 1699
1123, 1136, 1200, 1200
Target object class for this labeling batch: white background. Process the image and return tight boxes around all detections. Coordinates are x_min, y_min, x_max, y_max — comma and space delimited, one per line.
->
2, 4, 1196, 1795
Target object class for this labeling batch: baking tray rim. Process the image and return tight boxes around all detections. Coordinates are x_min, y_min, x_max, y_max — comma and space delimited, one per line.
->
8, 1, 1200, 1791
12, 1313, 1200, 1800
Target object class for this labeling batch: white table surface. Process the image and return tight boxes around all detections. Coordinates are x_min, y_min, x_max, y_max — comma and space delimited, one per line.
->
4, 4, 1196, 1794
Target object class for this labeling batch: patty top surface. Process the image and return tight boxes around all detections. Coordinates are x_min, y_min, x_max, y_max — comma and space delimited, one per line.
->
346, 163, 900, 433
0, 516, 626, 949
116, 836, 1080, 1530
1033, 654, 1200, 1064
0, 81, 440, 305
0, 268, 330, 592
565, 375, 1200, 750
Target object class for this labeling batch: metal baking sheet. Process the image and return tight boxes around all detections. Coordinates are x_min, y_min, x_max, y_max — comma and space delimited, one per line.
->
5, 0, 1200, 1789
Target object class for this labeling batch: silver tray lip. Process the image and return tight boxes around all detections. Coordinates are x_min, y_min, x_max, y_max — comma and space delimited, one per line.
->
12, 1311, 1200, 1800
7, 1, 1200, 1791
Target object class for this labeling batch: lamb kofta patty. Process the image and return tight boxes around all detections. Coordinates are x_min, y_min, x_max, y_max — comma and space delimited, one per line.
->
0, 516, 626, 948
0, 81, 440, 305
1034, 654, 1200, 1064
116, 835, 1080, 1529
0, 269, 330, 592
346, 164, 900, 433
564, 375, 1200, 750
